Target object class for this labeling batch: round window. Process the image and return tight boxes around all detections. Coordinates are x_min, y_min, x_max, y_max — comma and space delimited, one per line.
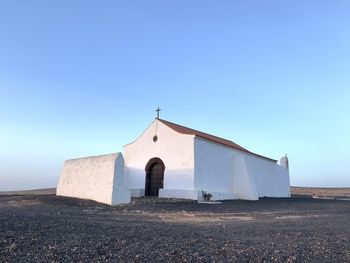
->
153, 135, 158, 142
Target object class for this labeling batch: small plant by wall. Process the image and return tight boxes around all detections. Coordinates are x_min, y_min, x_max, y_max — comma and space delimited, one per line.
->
201, 190, 213, 201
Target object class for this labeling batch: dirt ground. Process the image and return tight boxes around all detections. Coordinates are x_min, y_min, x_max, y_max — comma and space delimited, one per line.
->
0, 195, 349, 263
0, 188, 56, 196
291, 187, 350, 199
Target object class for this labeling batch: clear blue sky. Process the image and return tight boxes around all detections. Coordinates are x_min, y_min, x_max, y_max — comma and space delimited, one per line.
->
1, 1, 349, 190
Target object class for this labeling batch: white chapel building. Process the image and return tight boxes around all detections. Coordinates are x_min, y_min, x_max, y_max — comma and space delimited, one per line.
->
57, 117, 290, 205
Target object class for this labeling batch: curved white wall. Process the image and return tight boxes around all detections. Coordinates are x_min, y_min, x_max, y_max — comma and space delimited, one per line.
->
57, 153, 129, 205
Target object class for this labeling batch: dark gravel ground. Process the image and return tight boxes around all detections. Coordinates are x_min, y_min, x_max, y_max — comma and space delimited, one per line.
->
0, 195, 349, 263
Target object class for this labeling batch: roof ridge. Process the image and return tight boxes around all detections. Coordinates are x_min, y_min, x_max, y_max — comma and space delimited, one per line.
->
158, 118, 277, 163
159, 118, 246, 147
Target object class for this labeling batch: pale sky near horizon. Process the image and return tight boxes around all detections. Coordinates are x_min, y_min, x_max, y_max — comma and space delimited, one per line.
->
1, 1, 350, 191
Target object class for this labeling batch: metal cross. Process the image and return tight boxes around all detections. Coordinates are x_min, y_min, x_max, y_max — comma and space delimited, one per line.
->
156, 107, 161, 119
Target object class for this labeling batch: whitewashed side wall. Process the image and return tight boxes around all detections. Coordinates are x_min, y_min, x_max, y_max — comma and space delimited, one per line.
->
57, 153, 128, 205
124, 120, 195, 195
245, 154, 290, 198
194, 137, 255, 200
194, 138, 234, 193
194, 137, 290, 200
232, 155, 259, 200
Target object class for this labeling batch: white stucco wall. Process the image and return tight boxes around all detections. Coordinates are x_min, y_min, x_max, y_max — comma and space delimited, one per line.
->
124, 119, 195, 196
246, 155, 290, 198
194, 137, 290, 200
194, 138, 235, 193
232, 155, 259, 200
57, 153, 130, 205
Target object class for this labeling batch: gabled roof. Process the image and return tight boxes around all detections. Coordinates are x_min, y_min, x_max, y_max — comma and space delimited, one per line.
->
158, 118, 277, 163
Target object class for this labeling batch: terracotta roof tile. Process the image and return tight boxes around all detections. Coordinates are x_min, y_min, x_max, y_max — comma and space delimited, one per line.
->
158, 118, 277, 163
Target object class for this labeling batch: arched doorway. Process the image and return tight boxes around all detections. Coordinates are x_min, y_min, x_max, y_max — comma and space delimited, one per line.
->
145, 158, 165, 197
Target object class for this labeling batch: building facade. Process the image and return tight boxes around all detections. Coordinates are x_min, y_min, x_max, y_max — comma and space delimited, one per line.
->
57, 118, 290, 205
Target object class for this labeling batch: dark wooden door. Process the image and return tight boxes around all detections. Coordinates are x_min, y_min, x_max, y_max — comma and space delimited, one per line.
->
145, 158, 165, 197
148, 163, 163, 196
